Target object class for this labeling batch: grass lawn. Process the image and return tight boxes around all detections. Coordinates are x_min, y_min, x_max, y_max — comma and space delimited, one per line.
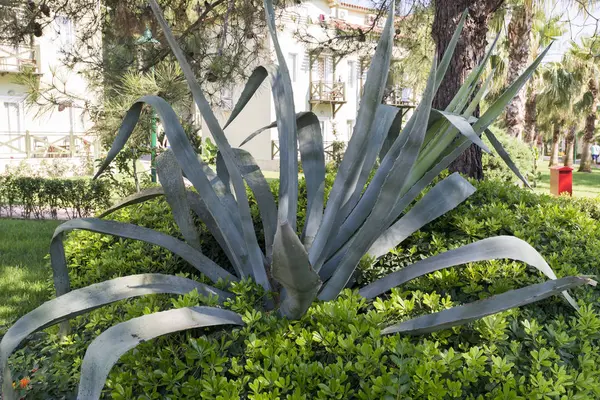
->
0, 219, 60, 331
533, 163, 600, 198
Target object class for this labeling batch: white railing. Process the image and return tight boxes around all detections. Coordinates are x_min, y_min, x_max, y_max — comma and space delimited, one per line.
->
0, 43, 38, 73
0, 131, 99, 159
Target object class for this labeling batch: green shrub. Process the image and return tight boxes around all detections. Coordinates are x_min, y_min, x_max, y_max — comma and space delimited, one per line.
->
7, 179, 600, 399
482, 127, 539, 186
0, 176, 111, 219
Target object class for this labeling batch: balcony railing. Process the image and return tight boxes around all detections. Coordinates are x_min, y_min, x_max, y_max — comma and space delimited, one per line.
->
383, 88, 414, 107
0, 131, 99, 159
0, 44, 39, 73
310, 81, 346, 103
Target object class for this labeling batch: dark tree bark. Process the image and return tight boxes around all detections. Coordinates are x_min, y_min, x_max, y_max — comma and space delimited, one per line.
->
432, 0, 505, 179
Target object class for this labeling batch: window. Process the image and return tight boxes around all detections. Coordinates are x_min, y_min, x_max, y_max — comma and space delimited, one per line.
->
221, 86, 233, 110
347, 60, 355, 88
55, 16, 74, 50
319, 121, 325, 136
1, 101, 22, 153
289, 53, 298, 82
347, 119, 354, 139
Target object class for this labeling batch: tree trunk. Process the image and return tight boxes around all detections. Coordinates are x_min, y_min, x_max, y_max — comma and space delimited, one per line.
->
524, 90, 537, 144
564, 125, 576, 167
505, 5, 532, 140
579, 78, 598, 172
432, 0, 504, 179
549, 123, 561, 167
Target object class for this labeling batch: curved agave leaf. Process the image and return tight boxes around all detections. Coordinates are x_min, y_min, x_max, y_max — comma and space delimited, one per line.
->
0, 274, 230, 396
484, 128, 531, 188
297, 112, 325, 249
310, 1, 396, 271
223, 66, 269, 130
319, 51, 437, 301
93, 96, 250, 277
379, 105, 409, 161
382, 276, 595, 335
430, 110, 491, 153
264, 0, 299, 232
50, 219, 236, 300
359, 236, 578, 309
149, 0, 269, 290
97, 187, 165, 219
272, 223, 321, 319
232, 148, 277, 262
156, 150, 202, 251
77, 307, 243, 399
368, 173, 476, 259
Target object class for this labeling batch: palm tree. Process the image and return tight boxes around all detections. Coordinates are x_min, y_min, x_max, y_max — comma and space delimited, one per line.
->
523, 12, 564, 147
566, 37, 600, 172
504, 0, 535, 140
537, 62, 578, 166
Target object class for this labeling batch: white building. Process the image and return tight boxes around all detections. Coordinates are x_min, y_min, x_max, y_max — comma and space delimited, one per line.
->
205, 0, 415, 170
0, 13, 98, 172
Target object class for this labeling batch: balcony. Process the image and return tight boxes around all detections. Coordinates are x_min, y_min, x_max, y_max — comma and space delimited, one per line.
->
0, 44, 39, 74
383, 87, 414, 107
310, 81, 346, 103
309, 81, 346, 117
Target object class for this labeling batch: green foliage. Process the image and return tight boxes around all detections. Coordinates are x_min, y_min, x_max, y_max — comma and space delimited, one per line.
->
0, 175, 111, 219
482, 127, 539, 186
7, 180, 600, 399
201, 138, 219, 165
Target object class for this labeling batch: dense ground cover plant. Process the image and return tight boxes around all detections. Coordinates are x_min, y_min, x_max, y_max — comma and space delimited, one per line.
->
5, 179, 600, 399
0, 176, 111, 219
1, 0, 597, 398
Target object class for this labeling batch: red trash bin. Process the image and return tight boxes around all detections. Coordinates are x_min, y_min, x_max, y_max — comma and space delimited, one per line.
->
550, 166, 573, 196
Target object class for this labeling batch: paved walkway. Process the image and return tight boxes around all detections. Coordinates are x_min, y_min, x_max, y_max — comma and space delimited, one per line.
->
0, 206, 76, 220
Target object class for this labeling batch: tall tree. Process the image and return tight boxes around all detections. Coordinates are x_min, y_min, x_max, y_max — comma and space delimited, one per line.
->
432, 0, 505, 180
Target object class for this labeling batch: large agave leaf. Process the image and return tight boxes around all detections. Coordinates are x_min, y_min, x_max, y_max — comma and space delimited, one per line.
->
156, 150, 202, 251
0, 274, 229, 396
149, 0, 269, 290
77, 307, 243, 399
382, 276, 595, 335
359, 236, 578, 309
297, 112, 325, 249
263, 0, 299, 231
309, 1, 396, 271
379, 106, 410, 161
50, 219, 236, 301
97, 187, 165, 218
93, 96, 250, 277
368, 173, 476, 259
484, 128, 531, 188
336, 105, 403, 229
319, 54, 437, 301
232, 148, 277, 262
272, 223, 321, 319
429, 110, 490, 153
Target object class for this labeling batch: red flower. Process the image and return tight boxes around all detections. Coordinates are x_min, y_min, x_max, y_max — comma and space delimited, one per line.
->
18, 377, 30, 389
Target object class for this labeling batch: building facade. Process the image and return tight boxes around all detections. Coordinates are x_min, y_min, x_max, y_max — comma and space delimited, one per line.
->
0, 13, 97, 172
204, 0, 415, 170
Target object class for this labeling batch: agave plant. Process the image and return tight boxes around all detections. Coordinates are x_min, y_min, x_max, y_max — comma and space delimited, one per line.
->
1, 1, 596, 399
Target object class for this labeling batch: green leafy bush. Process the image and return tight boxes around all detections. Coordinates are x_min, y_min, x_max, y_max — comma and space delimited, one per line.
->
482, 127, 539, 186
6, 179, 600, 399
0, 176, 111, 219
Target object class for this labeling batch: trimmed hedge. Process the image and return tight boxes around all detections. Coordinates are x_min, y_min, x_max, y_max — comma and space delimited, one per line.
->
0, 176, 111, 219
6, 178, 600, 399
